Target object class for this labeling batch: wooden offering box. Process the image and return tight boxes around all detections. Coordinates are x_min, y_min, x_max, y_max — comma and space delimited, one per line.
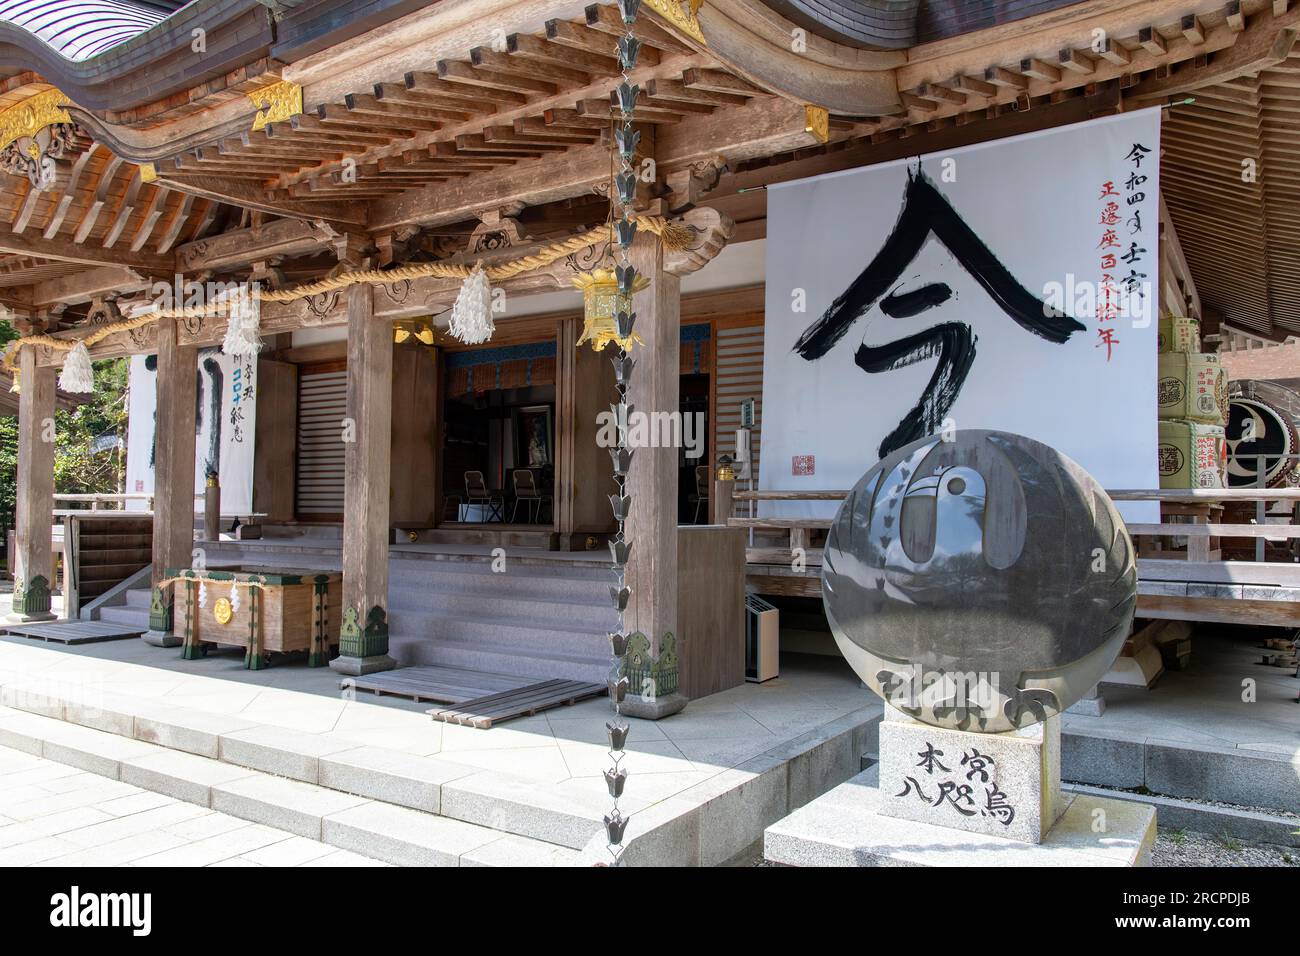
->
168, 567, 342, 669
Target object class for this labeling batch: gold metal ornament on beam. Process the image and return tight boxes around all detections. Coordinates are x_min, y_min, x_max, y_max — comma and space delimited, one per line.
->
644, 0, 707, 46
804, 105, 830, 145
248, 80, 303, 132
0, 88, 72, 154
393, 318, 436, 345
572, 268, 649, 351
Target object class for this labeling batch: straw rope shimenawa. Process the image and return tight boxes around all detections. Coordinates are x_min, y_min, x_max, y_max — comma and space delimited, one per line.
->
1, 216, 692, 375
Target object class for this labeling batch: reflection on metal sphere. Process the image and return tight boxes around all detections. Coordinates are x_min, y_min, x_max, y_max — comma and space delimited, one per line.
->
823, 430, 1136, 733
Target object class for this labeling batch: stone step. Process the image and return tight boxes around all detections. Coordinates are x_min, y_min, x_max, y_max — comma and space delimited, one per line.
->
387, 591, 617, 630
387, 608, 612, 655
388, 561, 612, 590
125, 588, 152, 609
97, 605, 152, 628
0, 703, 580, 866
389, 635, 611, 684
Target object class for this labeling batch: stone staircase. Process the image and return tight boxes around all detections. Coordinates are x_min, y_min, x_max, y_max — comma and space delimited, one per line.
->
386, 560, 618, 683
0, 702, 581, 866
95, 551, 619, 684
97, 586, 153, 631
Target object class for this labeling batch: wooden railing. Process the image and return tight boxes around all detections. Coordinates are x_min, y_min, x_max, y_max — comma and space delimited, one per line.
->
716, 480, 1300, 585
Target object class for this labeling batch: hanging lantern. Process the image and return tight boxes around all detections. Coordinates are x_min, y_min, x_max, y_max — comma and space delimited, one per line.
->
221, 283, 262, 358
58, 341, 95, 394
716, 454, 736, 482
448, 265, 494, 344
572, 268, 648, 351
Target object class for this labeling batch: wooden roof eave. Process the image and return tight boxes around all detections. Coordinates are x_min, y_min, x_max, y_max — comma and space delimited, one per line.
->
695, 0, 904, 116
0, 0, 275, 115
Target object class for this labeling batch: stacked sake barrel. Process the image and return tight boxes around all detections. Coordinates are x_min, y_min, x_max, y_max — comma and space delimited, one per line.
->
1156, 316, 1228, 488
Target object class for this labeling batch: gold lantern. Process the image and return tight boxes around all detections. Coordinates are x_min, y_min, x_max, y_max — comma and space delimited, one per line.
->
572, 268, 648, 351
716, 454, 736, 482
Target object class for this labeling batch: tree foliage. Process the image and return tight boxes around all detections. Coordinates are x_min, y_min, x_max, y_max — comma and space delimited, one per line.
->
0, 320, 130, 552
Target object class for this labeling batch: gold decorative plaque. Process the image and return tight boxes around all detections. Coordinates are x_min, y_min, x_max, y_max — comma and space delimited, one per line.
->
804, 105, 830, 145
644, 0, 707, 46
248, 80, 303, 132
213, 597, 234, 625
0, 88, 73, 155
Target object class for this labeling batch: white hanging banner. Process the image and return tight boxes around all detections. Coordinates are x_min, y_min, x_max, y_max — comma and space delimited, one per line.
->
125, 351, 258, 515
760, 110, 1162, 518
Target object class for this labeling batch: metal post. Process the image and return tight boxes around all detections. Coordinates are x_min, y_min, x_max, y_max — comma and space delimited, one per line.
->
1256, 455, 1266, 563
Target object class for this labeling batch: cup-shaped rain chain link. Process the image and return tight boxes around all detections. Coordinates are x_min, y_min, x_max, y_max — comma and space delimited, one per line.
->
596, 0, 645, 867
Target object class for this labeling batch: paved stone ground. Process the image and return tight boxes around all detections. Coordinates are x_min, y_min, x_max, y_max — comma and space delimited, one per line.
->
0, 744, 388, 867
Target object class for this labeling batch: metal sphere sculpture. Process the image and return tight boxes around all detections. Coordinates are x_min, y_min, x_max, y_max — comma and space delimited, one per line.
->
823, 430, 1136, 733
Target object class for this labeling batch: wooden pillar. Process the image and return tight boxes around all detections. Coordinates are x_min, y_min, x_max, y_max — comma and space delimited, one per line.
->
713, 477, 735, 526
331, 282, 396, 674
145, 318, 197, 645
621, 233, 686, 718
9, 346, 56, 622
555, 316, 616, 546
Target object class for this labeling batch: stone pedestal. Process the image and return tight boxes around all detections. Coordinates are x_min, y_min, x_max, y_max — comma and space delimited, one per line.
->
764, 705, 1155, 866
879, 707, 1065, 844
1066, 684, 1106, 717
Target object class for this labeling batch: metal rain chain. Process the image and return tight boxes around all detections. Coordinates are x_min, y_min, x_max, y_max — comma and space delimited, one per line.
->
601, 0, 645, 866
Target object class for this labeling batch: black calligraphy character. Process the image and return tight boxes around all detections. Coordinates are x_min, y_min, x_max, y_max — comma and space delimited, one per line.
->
897, 776, 931, 802
982, 784, 1016, 826
793, 167, 1083, 459
933, 781, 977, 816
1125, 172, 1147, 191
1120, 269, 1148, 294
960, 748, 995, 783
1126, 209, 1143, 235
1125, 143, 1152, 167
916, 742, 950, 775
1120, 242, 1146, 265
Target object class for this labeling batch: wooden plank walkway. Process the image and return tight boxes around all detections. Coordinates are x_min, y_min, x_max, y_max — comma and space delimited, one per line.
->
339, 665, 537, 704
429, 679, 606, 729
0, 620, 146, 644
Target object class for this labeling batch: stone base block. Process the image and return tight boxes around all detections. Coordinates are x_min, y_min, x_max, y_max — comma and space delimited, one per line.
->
765, 771, 1155, 867
330, 653, 396, 676
1066, 696, 1106, 717
878, 707, 1063, 844
618, 692, 687, 720
6, 611, 56, 624
142, 629, 181, 648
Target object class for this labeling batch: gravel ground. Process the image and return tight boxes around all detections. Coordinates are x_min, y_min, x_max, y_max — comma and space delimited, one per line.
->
749, 828, 1300, 867
1152, 827, 1298, 867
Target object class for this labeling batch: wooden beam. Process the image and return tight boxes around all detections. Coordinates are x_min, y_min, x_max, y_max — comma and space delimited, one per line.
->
370, 96, 817, 231
32, 266, 148, 307
1096, 39, 1131, 66
1058, 48, 1095, 74
985, 66, 1029, 89
151, 171, 366, 227
1130, 5, 1300, 101
0, 230, 174, 274
175, 217, 339, 273
1139, 27, 1167, 56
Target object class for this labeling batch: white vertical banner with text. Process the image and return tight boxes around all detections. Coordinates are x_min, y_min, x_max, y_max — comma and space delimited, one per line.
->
760, 110, 1161, 519
125, 351, 258, 515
